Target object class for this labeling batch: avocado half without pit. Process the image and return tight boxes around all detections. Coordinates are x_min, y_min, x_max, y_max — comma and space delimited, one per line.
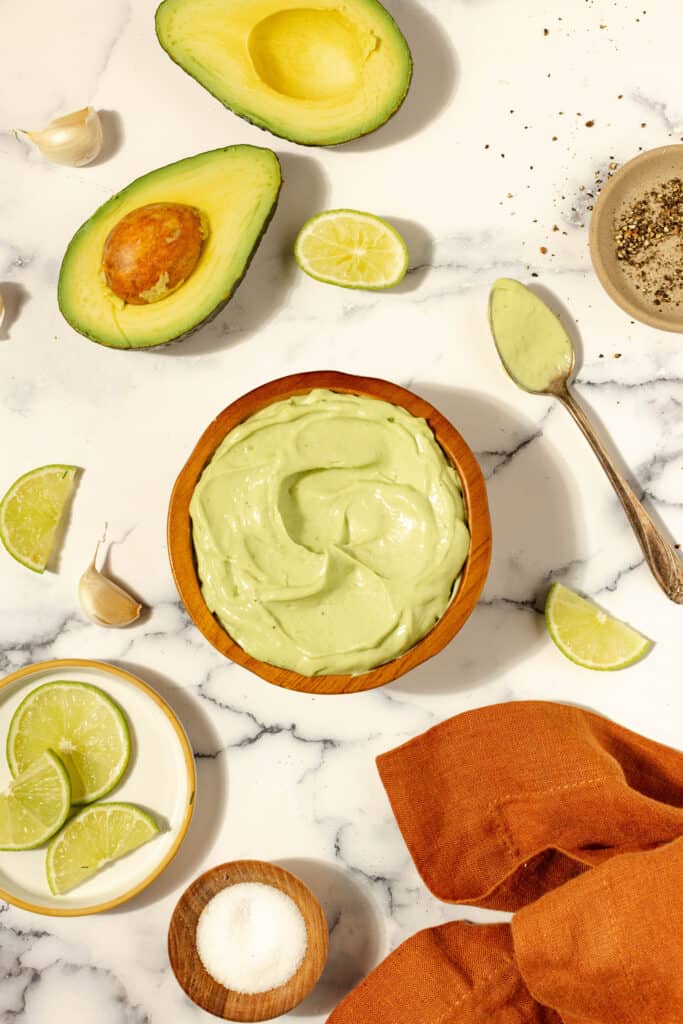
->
155, 0, 413, 146
58, 145, 281, 349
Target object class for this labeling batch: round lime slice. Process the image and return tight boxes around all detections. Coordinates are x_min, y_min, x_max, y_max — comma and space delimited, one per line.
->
545, 582, 652, 670
0, 464, 78, 572
0, 750, 71, 851
7, 681, 130, 803
46, 802, 159, 895
294, 209, 409, 290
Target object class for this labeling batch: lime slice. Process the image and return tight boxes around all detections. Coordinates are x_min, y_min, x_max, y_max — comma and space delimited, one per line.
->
0, 750, 71, 851
46, 802, 159, 895
0, 464, 78, 572
545, 583, 652, 670
294, 209, 409, 290
7, 681, 130, 804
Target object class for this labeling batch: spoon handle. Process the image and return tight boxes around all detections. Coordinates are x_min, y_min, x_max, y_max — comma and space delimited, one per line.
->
557, 387, 683, 604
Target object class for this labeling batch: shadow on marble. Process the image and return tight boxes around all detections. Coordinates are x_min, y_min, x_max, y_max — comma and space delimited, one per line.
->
161, 152, 328, 357
392, 385, 581, 696
568, 385, 680, 549
529, 285, 679, 551
0, 282, 29, 341
339, 0, 457, 153
524, 282, 639, 492
390, 217, 433, 293
90, 110, 124, 166
109, 661, 227, 911
277, 858, 385, 1018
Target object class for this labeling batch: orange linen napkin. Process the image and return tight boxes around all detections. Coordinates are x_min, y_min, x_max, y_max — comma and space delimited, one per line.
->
377, 701, 683, 911
327, 921, 563, 1024
326, 702, 683, 1024
512, 837, 683, 1024
328, 840, 683, 1024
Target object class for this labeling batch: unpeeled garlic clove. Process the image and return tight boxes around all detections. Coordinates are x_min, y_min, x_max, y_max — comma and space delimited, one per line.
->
79, 543, 142, 627
20, 106, 103, 167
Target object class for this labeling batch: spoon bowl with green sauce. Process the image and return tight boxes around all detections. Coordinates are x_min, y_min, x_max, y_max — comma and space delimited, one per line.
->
489, 278, 683, 603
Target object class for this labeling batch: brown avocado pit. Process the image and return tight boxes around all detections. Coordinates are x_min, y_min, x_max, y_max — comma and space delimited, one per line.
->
101, 202, 207, 305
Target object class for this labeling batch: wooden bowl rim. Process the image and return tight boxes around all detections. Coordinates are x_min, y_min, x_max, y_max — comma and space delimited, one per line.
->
167, 370, 492, 694
168, 859, 329, 1022
589, 144, 683, 333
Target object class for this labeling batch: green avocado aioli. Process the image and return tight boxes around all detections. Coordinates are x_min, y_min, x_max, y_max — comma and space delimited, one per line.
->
190, 389, 471, 676
489, 278, 574, 392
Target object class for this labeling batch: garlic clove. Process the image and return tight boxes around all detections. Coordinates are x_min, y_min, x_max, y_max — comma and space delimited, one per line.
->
78, 543, 143, 627
21, 106, 103, 167
0, 291, 4, 329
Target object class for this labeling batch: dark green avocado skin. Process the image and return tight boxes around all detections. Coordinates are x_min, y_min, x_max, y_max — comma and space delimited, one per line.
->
58, 177, 282, 350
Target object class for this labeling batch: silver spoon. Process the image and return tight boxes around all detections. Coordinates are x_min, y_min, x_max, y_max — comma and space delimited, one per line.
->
489, 278, 683, 604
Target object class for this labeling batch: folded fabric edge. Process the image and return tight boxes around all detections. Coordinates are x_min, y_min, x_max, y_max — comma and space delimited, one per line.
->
325, 920, 559, 1024
375, 700, 683, 910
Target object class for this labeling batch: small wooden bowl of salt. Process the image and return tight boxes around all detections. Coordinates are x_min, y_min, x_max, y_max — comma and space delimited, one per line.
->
168, 860, 329, 1021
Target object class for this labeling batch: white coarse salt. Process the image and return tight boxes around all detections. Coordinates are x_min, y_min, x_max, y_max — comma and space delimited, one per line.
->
196, 882, 308, 995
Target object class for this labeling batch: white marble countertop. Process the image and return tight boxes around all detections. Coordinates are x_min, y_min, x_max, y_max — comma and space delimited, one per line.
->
1, 0, 682, 1020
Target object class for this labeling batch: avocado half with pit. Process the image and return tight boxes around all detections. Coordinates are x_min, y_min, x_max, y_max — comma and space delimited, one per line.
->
58, 145, 281, 349
155, 0, 412, 146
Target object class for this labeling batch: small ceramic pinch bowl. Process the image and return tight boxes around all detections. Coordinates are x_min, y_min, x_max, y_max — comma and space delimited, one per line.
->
590, 144, 683, 332
168, 859, 329, 1022
168, 370, 492, 695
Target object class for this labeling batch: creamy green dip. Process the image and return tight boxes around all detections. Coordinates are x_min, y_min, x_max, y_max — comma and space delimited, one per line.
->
489, 278, 573, 391
190, 389, 471, 676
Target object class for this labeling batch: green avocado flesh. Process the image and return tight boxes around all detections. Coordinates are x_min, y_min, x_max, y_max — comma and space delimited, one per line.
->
58, 146, 281, 349
155, 0, 413, 146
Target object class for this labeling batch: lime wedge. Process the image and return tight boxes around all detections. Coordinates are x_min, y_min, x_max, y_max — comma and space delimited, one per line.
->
0, 464, 78, 572
0, 750, 71, 851
7, 681, 130, 804
46, 802, 159, 895
294, 209, 409, 290
545, 583, 652, 670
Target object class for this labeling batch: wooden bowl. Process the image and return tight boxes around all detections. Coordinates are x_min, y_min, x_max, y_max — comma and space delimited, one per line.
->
590, 145, 683, 332
168, 860, 329, 1021
168, 371, 491, 695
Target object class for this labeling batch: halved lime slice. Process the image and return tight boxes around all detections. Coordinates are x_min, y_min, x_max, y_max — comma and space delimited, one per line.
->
0, 464, 78, 572
46, 802, 159, 895
7, 681, 130, 803
0, 750, 71, 851
294, 209, 409, 290
545, 582, 652, 670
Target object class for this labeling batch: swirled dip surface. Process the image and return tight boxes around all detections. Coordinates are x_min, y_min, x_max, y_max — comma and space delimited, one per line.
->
190, 389, 470, 675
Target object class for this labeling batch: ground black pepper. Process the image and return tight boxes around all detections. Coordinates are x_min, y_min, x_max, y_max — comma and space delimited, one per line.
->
613, 177, 683, 306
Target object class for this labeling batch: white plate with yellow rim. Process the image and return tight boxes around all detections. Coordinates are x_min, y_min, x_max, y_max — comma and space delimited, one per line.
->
0, 659, 195, 916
